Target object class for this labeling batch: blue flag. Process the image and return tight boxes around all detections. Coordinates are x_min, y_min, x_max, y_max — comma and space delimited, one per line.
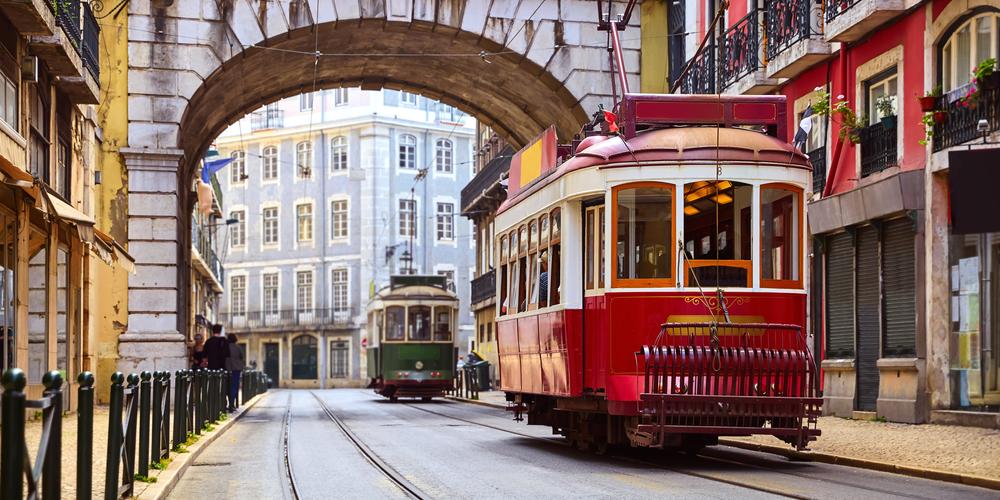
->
201, 155, 233, 183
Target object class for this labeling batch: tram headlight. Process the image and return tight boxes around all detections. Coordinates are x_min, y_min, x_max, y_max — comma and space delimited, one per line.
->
415, 361, 424, 370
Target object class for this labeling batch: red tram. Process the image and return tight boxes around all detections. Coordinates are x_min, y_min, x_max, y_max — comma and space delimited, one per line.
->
493, 92, 821, 451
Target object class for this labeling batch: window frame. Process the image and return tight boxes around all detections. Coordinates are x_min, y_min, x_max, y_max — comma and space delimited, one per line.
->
330, 199, 349, 240
759, 182, 805, 289
399, 199, 417, 237
230, 209, 246, 248
230, 150, 246, 184
436, 202, 454, 241
230, 275, 247, 316
610, 182, 677, 288
296, 141, 313, 179
330, 136, 348, 173
398, 134, 416, 170
333, 88, 348, 106
262, 206, 280, 246
296, 203, 314, 243
296, 270, 314, 313
937, 11, 1000, 93
435, 138, 453, 173
864, 68, 899, 126
261, 145, 279, 182
331, 268, 349, 313
400, 91, 418, 106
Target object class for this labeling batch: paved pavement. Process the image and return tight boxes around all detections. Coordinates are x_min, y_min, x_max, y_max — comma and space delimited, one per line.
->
166, 389, 999, 499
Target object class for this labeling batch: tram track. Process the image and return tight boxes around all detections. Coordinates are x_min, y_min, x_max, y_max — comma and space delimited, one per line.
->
280, 392, 303, 500
310, 391, 430, 500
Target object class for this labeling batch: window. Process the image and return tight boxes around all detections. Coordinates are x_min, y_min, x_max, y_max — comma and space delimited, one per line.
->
516, 226, 528, 312
613, 184, 674, 286
761, 184, 803, 287
230, 275, 246, 316
333, 88, 348, 106
866, 70, 898, 125
435, 139, 453, 172
331, 200, 349, 239
940, 14, 1000, 93
385, 306, 404, 340
401, 91, 417, 106
682, 180, 753, 287
296, 270, 313, 313
29, 82, 50, 182
499, 235, 509, 315
299, 93, 313, 111
291, 335, 318, 379
434, 307, 451, 341
584, 206, 605, 291
330, 341, 349, 378
399, 199, 416, 237
296, 203, 313, 242
262, 146, 278, 181
550, 209, 561, 306
230, 151, 246, 184
436, 203, 454, 241
263, 273, 279, 315
398, 134, 416, 169
408, 305, 431, 341
332, 269, 348, 313
263, 207, 279, 245
437, 269, 455, 291
56, 138, 70, 200
230, 210, 246, 248
296, 141, 312, 179
330, 136, 348, 172
0, 18, 16, 131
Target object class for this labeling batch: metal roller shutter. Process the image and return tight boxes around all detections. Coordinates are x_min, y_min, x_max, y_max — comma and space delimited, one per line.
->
856, 225, 880, 412
826, 232, 855, 358
882, 218, 917, 356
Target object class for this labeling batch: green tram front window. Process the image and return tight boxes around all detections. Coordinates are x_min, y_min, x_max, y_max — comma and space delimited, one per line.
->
385, 306, 404, 341
434, 307, 452, 341
408, 306, 431, 341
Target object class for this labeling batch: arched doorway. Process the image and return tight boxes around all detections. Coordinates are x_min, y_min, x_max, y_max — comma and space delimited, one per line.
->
291, 335, 318, 380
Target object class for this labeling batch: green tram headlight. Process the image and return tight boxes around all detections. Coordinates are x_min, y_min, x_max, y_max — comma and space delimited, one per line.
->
415, 360, 424, 370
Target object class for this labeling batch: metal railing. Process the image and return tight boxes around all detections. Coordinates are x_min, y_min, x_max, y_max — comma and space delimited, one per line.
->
250, 108, 284, 130
52, 0, 82, 48
0, 367, 268, 499
82, 3, 99, 79
764, 0, 813, 61
824, 0, 863, 23
192, 224, 224, 284
221, 308, 356, 330
678, 43, 716, 94
809, 147, 827, 194
470, 269, 496, 304
859, 121, 897, 177
720, 9, 760, 90
461, 148, 510, 211
933, 86, 1000, 152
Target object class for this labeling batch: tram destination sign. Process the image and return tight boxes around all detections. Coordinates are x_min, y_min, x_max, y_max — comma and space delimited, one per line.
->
949, 148, 1000, 234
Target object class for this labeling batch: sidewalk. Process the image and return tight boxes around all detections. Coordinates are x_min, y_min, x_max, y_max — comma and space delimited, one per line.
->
450, 391, 1000, 487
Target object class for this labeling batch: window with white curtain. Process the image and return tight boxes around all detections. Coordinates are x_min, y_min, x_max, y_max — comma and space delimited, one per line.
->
296, 141, 312, 179
940, 13, 1000, 92
330, 136, 348, 172
262, 146, 278, 181
296, 203, 313, 242
331, 200, 349, 239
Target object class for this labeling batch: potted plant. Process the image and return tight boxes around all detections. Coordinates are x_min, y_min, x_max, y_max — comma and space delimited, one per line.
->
975, 58, 999, 90
876, 95, 897, 129
918, 86, 941, 112
919, 112, 935, 146
812, 89, 868, 144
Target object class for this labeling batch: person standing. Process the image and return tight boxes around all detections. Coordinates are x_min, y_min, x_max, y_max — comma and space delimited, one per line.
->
226, 333, 245, 412
192, 333, 208, 370
204, 324, 229, 370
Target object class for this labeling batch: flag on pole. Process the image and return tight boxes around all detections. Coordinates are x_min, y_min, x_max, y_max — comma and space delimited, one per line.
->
201, 149, 234, 183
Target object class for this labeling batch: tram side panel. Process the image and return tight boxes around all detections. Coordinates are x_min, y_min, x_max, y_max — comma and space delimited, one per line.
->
582, 295, 609, 394
498, 309, 582, 397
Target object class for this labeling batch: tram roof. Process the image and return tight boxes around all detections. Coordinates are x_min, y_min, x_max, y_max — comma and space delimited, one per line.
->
371, 284, 458, 303
498, 126, 810, 214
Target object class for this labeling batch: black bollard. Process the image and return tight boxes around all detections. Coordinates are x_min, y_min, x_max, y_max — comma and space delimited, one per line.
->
77, 371, 95, 499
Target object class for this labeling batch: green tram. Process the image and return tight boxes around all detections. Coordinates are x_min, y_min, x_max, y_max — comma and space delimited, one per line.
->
366, 275, 458, 401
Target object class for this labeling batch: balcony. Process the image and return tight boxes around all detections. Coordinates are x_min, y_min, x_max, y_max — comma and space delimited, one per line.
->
719, 9, 777, 95
0, 0, 55, 34
461, 145, 512, 214
470, 269, 496, 306
824, 0, 905, 43
251, 108, 284, 131
191, 224, 224, 291
221, 308, 357, 331
809, 147, 827, 194
677, 43, 716, 94
859, 121, 897, 177
763, 0, 830, 79
25, 0, 100, 104
933, 86, 1000, 153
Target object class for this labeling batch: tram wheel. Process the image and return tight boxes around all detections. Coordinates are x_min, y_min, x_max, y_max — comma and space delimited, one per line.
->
389, 395, 399, 403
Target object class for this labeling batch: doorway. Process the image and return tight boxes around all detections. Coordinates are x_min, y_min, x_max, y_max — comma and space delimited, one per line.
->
263, 342, 279, 388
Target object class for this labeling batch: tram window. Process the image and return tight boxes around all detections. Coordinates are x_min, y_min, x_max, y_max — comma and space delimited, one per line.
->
434, 307, 452, 341
529, 220, 538, 250
509, 259, 521, 313
517, 256, 528, 312
528, 251, 538, 308
586, 209, 595, 289
519, 225, 527, 254
682, 180, 753, 287
599, 206, 606, 289
408, 306, 431, 341
385, 306, 404, 341
499, 235, 509, 316
540, 215, 549, 245
613, 184, 674, 284
549, 244, 561, 305
761, 184, 802, 286
552, 209, 561, 239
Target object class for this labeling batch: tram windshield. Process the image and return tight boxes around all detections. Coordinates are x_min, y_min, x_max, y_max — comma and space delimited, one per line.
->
385, 306, 404, 341
683, 180, 753, 287
434, 307, 452, 341
614, 185, 674, 283
408, 306, 431, 341
761, 184, 802, 286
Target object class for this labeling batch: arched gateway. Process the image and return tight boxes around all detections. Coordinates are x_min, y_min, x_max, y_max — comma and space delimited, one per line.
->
119, 0, 640, 372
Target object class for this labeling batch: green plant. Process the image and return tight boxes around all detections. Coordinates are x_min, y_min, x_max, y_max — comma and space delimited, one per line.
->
974, 57, 997, 82
811, 89, 867, 144
870, 415, 888, 423
173, 444, 189, 453
876, 95, 896, 118
135, 474, 158, 483
151, 458, 172, 470
925, 85, 942, 98
203, 423, 216, 432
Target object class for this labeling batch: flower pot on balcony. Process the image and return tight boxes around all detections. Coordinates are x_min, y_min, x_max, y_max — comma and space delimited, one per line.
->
918, 96, 939, 112
933, 111, 948, 124
880, 115, 897, 130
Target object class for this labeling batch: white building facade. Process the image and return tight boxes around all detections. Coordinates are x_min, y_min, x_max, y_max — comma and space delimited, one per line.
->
215, 88, 476, 387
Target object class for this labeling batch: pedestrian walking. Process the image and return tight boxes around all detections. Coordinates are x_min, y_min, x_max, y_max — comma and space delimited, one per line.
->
192, 333, 208, 370
204, 324, 229, 370
226, 333, 245, 412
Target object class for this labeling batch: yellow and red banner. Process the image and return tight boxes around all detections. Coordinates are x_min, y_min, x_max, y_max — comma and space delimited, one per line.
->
507, 126, 558, 197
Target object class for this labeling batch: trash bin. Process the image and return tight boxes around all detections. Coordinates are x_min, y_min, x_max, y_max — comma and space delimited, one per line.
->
469, 360, 491, 391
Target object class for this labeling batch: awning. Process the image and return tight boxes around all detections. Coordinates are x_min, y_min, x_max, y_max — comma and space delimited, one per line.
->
41, 189, 95, 242
0, 154, 40, 199
93, 228, 137, 274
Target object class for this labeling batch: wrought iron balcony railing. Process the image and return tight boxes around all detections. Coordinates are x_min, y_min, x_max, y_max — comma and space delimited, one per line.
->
192, 224, 223, 284
82, 3, 99, 80
808, 147, 827, 194
52, 0, 82, 48
859, 121, 897, 177
470, 269, 496, 305
220, 308, 356, 330
720, 9, 760, 90
764, 0, 813, 61
250, 108, 284, 130
824, 0, 863, 23
461, 146, 512, 212
933, 86, 1000, 152
678, 43, 716, 94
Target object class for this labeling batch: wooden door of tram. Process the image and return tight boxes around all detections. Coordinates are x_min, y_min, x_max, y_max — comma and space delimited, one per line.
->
582, 202, 607, 389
